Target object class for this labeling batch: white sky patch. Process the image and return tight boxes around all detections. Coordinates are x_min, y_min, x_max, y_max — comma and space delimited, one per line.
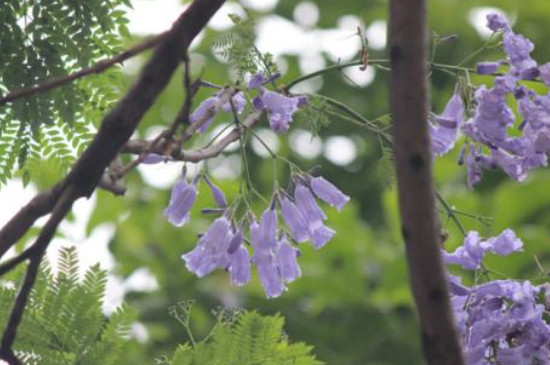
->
256, 15, 361, 63
251, 128, 280, 157
0, 180, 37, 230
324, 136, 357, 165
127, 0, 187, 35
137, 160, 184, 189
469, 7, 508, 39
207, 154, 242, 180
366, 20, 387, 50
290, 129, 323, 159
240, 0, 279, 12
294, 1, 319, 29
299, 53, 326, 75
209, 2, 247, 31
343, 66, 375, 88
288, 77, 323, 94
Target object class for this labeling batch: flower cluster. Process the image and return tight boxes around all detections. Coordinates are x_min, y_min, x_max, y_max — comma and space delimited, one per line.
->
431, 13, 550, 187
443, 230, 550, 364
189, 72, 306, 134
164, 170, 349, 298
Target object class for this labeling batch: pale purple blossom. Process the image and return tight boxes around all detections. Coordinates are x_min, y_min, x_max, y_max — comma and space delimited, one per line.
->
310, 176, 350, 211
275, 234, 301, 283
254, 90, 302, 133
228, 245, 251, 286
476, 62, 500, 75
181, 216, 232, 277
203, 175, 227, 208
191, 91, 246, 133
430, 85, 464, 156
164, 177, 198, 227
142, 153, 165, 164
279, 195, 309, 243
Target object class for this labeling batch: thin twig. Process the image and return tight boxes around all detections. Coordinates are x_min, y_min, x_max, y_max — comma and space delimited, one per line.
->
0, 32, 171, 107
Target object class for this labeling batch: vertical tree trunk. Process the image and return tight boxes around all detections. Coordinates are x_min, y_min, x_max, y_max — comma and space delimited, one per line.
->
388, 1, 465, 364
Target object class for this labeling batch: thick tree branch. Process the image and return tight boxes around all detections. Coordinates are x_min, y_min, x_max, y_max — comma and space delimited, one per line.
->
0, 186, 79, 365
389, 1, 464, 364
0, 32, 171, 107
0, 1, 226, 361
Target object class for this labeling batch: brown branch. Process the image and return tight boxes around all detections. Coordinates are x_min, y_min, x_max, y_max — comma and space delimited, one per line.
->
0, 1, 226, 360
0, 183, 64, 259
120, 111, 263, 162
389, 1, 464, 364
0, 32, 171, 107
114, 86, 237, 178
0, 186, 79, 365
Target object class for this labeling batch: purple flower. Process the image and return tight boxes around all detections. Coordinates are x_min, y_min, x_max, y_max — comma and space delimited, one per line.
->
503, 32, 537, 75
485, 229, 523, 255
221, 91, 246, 114
294, 184, 326, 222
275, 234, 301, 283
259, 207, 278, 251
248, 73, 266, 89
228, 245, 251, 286
487, 13, 510, 32
462, 81, 516, 148
181, 216, 232, 277
294, 184, 335, 249
254, 90, 302, 133
142, 153, 165, 164
279, 195, 309, 243
430, 86, 464, 156
443, 231, 486, 270
539, 63, 550, 85
255, 254, 286, 298
191, 91, 246, 133
310, 176, 350, 211
250, 219, 286, 298
203, 175, 227, 208
164, 178, 198, 227
476, 62, 500, 75
190, 96, 218, 133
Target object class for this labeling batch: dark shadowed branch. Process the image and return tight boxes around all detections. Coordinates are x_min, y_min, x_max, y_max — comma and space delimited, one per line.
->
389, 0, 465, 364
0, 0, 226, 362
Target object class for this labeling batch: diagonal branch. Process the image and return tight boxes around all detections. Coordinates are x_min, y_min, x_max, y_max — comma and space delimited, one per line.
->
0, 1, 226, 361
389, 0, 464, 364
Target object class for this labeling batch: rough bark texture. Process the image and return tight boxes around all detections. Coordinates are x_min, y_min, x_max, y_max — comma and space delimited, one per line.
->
389, 1, 465, 364
0, 0, 226, 362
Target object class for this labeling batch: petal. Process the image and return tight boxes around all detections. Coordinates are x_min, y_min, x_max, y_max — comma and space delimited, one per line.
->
294, 184, 326, 222
229, 246, 251, 286
310, 176, 350, 211
204, 175, 227, 208
279, 196, 309, 242
276, 237, 301, 283
164, 179, 197, 227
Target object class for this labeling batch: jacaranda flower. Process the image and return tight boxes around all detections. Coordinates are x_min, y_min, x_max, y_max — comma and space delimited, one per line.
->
310, 176, 350, 211
164, 176, 198, 227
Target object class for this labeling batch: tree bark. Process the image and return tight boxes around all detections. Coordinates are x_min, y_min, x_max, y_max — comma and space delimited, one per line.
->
389, 1, 465, 364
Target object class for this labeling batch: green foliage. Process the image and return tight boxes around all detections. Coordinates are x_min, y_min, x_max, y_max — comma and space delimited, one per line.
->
294, 95, 334, 135
159, 304, 322, 365
0, 246, 135, 364
214, 13, 278, 80
0, 0, 128, 186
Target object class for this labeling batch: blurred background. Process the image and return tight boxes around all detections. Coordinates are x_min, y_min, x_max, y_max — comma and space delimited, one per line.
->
3, 0, 550, 363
